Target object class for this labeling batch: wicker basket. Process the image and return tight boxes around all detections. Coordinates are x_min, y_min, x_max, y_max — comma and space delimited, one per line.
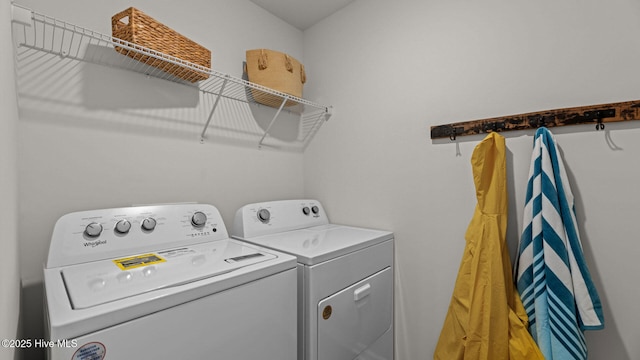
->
111, 7, 211, 82
245, 49, 306, 107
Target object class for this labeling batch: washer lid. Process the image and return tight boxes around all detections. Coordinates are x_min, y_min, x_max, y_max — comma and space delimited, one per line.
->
235, 224, 393, 265
61, 240, 277, 309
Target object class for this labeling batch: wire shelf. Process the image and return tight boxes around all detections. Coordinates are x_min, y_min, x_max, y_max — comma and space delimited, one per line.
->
10, 4, 332, 150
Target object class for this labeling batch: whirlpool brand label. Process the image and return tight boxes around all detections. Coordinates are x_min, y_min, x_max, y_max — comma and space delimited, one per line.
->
72, 342, 106, 360
83, 240, 107, 248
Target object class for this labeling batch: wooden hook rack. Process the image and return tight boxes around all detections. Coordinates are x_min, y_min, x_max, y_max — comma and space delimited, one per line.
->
430, 99, 640, 140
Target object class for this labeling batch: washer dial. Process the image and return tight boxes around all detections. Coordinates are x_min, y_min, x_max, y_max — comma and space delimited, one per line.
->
84, 222, 103, 238
114, 219, 132, 234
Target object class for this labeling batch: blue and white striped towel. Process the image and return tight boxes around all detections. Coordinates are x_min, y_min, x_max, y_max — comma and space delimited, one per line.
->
515, 127, 604, 360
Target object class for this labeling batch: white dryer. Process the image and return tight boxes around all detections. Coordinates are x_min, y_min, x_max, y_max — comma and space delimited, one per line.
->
43, 203, 297, 360
232, 199, 394, 360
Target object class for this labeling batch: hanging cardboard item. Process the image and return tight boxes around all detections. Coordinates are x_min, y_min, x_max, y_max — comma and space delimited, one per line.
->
111, 7, 211, 82
245, 49, 306, 107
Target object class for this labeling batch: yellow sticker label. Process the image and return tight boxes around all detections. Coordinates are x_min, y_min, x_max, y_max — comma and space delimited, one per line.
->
113, 253, 165, 270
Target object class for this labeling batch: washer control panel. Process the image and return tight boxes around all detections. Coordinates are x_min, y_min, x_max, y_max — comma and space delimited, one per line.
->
46, 204, 228, 268
232, 199, 329, 238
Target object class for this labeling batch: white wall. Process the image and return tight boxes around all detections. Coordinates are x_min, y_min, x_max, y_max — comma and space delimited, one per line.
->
13, 0, 305, 358
304, 0, 640, 359
0, 1, 21, 359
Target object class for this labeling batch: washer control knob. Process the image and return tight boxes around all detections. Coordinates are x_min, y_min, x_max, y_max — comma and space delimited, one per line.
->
191, 211, 207, 227
141, 217, 157, 231
84, 222, 103, 238
302, 206, 311, 215
311, 205, 320, 214
114, 219, 132, 234
257, 209, 271, 223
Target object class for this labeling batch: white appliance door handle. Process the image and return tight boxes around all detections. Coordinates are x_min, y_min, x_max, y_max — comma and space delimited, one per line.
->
353, 283, 371, 301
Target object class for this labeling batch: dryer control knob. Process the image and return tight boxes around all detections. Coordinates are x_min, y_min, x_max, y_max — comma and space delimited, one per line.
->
191, 211, 207, 227
114, 219, 131, 234
311, 205, 320, 214
141, 217, 157, 231
257, 209, 271, 223
302, 206, 311, 215
84, 222, 103, 238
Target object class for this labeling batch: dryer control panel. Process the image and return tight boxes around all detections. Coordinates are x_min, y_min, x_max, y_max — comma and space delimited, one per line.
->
46, 204, 228, 268
232, 199, 329, 238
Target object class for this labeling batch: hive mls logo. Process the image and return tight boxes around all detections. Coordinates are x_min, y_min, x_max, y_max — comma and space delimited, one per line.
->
84, 240, 107, 248
57, 339, 78, 348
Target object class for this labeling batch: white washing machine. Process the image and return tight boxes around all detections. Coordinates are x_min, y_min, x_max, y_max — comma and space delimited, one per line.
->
232, 199, 394, 360
43, 203, 297, 360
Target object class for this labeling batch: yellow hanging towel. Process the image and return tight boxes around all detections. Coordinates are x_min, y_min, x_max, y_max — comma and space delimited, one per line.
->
434, 132, 544, 360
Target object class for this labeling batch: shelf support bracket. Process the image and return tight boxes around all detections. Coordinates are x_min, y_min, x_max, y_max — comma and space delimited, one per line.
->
258, 96, 289, 148
200, 77, 229, 142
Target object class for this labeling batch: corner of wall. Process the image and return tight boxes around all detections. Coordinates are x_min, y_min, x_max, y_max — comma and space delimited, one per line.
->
0, 1, 22, 359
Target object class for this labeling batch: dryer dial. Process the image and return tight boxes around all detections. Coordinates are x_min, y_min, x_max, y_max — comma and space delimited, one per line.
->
191, 211, 207, 227
257, 209, 271, 223
141, 217, 157, 231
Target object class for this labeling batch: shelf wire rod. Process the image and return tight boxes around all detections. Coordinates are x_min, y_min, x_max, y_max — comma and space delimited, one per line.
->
50, 19, 57, 54
258, 96, 289, 148
20, 17, 28, 48
38, 16, 45, 50
70, 22, 84, 60
299, 111, 327, 145
59, 20, 68, 58
200, 76, 229, 141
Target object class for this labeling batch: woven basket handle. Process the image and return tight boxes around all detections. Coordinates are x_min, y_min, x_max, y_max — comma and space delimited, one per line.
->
258, 49, 268, 70
111, 8, 132, 32
284, 54, 294, 73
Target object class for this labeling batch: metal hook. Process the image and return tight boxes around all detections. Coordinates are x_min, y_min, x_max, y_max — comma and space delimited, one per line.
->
535, 116, 544, 128
483, 121, 505, 133
449, 127, 462, 141
585, 109, 613, 131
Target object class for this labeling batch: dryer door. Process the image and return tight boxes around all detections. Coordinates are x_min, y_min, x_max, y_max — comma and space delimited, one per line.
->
317, 267, 392, 360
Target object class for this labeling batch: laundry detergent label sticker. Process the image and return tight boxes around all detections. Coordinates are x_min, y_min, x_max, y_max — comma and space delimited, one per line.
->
112, 253, 165, 270
71, 342, 106, 360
